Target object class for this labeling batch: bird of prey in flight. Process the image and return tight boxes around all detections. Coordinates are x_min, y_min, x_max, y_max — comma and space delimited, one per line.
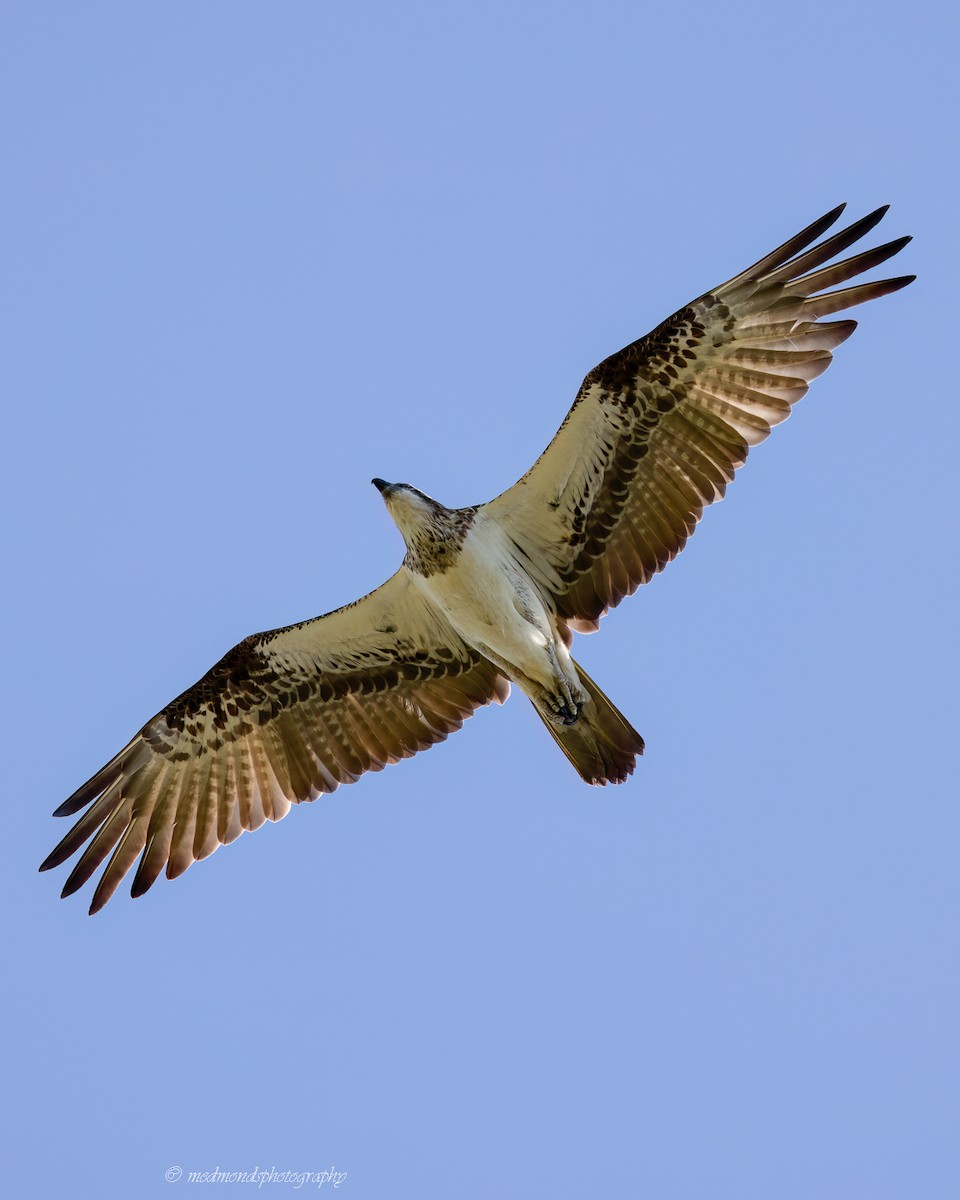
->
41, 204, 913, 913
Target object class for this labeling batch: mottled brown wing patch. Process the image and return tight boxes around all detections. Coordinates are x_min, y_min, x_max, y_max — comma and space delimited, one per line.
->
486, 205, 913, 625
41, 572, 509, 913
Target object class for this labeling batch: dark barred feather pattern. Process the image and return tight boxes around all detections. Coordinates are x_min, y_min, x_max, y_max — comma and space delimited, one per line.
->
41, 572, 509, 913
488, 204, 913, 627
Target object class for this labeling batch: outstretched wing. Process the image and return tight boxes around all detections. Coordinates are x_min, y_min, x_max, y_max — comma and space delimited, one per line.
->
485, 205, 914, 630
41, 570, 509, 913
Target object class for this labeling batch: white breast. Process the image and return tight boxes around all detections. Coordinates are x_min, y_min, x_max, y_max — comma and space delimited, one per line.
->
411, 512, 560, 688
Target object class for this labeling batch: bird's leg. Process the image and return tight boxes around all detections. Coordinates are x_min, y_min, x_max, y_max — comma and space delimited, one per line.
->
542, 638, 587, 725
473, 633, 586, 726
520, 648, 588, 720
537, 679, 586, 726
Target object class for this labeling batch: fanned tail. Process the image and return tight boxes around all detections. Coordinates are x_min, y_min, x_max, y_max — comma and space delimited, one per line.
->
533, 659, 644, 785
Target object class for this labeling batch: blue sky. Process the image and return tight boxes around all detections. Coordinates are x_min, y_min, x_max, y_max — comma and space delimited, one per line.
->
4, 2, 957, 1197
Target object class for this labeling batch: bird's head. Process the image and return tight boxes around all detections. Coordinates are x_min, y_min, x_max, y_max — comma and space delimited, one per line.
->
372, 478, 446, 543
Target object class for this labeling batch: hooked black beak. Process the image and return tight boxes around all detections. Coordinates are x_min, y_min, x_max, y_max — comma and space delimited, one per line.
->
372, 477, 391, 495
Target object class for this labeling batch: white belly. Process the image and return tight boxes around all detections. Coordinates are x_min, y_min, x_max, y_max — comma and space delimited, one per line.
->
412, 514, 562, 690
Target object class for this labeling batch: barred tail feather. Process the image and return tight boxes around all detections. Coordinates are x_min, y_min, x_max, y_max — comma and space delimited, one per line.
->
534, 660, 644, 785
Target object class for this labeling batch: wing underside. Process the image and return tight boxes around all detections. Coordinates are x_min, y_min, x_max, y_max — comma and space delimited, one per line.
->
487, 204, 913, 627
42, 571, 509, 912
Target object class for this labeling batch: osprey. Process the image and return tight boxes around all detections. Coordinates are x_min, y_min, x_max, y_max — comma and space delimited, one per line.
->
42, 204, 913, 913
